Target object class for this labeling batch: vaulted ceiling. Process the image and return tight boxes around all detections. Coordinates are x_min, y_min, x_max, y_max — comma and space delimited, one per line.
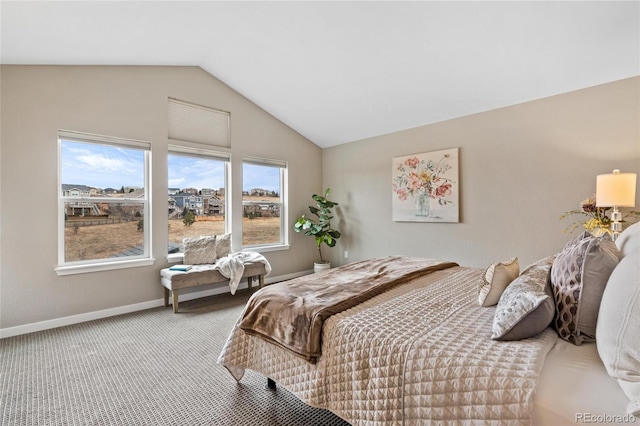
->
2, 1, 638, 148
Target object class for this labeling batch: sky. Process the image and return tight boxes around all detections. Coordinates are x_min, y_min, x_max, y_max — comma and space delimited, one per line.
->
168, 153, 225, 191
61, 139, 280, 192
61, 140, 144, 189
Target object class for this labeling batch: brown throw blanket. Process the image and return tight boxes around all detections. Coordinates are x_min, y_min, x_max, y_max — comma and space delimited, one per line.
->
239, 256, 458, 362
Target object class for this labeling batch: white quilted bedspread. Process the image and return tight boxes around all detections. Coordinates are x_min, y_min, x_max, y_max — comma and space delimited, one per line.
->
218, 266, 558, 425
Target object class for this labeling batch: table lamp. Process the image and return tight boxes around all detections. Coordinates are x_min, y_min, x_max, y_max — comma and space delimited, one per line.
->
596, 169, 637, 240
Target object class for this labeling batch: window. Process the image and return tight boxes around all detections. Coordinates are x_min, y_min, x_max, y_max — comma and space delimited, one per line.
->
57, 131, 151, 275
168, 146, 229, 254
242, 158, 288, 248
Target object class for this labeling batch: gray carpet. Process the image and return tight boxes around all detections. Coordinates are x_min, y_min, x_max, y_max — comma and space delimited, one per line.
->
1, 290, 351, 426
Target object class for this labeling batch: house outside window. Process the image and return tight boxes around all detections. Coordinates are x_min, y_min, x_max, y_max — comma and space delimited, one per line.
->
57, 131, 152, 275
168, 147, 229, 254
242, 158, 288, 248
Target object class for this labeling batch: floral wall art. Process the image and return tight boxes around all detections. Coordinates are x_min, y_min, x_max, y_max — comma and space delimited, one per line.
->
392, 148, 459, 222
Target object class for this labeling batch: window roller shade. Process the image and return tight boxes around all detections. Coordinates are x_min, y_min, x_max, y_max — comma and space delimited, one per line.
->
168, 98, 230, 148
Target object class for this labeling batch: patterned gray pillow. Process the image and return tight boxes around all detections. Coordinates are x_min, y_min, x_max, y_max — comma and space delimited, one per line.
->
551, 233, 620, 345
491, 256, 555, 341
562, 230, 590, 251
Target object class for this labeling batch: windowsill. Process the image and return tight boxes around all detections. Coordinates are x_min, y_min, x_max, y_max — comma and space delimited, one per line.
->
165, 243, 290, 263
55, 258, 155, 276
242, 243, 290, 253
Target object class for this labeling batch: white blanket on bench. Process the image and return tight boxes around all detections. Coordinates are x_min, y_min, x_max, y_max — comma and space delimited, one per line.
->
216, 252, 272, 294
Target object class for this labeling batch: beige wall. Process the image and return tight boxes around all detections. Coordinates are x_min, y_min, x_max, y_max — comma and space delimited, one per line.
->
2, 67, 638, 334
0, 65, 323, 330
323, 77, 640, 269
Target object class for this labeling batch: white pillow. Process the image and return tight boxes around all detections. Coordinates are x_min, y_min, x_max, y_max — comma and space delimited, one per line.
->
478, 257, 519, 307
616, 221, 640, 258
596, 248, 640, 416
215, 233, 231, 258
183, 235, 217, 265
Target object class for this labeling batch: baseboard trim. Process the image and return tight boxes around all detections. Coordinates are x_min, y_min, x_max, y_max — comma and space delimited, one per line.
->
0, 270, 312, 339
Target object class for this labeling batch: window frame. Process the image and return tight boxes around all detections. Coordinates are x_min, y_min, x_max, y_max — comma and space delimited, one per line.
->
242, 157, 289, 251
166, 144, 231, 261
56, 130, 153, 276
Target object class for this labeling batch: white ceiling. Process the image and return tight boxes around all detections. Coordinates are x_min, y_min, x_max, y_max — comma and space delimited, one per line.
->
2, 1, 639, 148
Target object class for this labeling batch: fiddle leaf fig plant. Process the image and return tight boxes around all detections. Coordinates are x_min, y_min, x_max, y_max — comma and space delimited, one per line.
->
294, 188, 341, 263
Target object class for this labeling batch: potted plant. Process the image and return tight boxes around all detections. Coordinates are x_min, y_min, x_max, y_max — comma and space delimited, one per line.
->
294, 188, 341, 272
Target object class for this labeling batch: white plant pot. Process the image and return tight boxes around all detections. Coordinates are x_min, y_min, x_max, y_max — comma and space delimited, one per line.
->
314, 262, 331, 273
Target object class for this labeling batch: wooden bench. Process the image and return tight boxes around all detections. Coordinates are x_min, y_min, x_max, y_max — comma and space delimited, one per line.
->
160, 261, 267, 313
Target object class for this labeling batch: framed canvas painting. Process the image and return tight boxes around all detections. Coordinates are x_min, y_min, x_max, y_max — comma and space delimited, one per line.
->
392, 148, 459, 222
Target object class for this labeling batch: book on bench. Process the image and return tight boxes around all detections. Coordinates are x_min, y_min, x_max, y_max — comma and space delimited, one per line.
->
169, 265, 193, 272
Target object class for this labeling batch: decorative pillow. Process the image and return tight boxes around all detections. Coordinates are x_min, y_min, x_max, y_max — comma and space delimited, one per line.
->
596, 249, 640, 416
183, 235, 217, 265
491, 256, 555, 341
478, 257, 519, 307
616, 221, 640, 259
551, 233, 620, 345
561, 230, 590, 252
215, 233, 231, 259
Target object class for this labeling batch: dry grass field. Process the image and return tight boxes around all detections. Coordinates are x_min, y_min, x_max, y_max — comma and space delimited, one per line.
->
167, 216, 281, 245
65, 216, 280, 262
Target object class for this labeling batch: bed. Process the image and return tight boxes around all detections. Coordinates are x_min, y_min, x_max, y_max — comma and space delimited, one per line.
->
218, 223, 639, 425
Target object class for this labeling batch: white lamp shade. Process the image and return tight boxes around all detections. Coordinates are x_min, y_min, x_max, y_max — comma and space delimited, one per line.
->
596, 171, 637, 207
